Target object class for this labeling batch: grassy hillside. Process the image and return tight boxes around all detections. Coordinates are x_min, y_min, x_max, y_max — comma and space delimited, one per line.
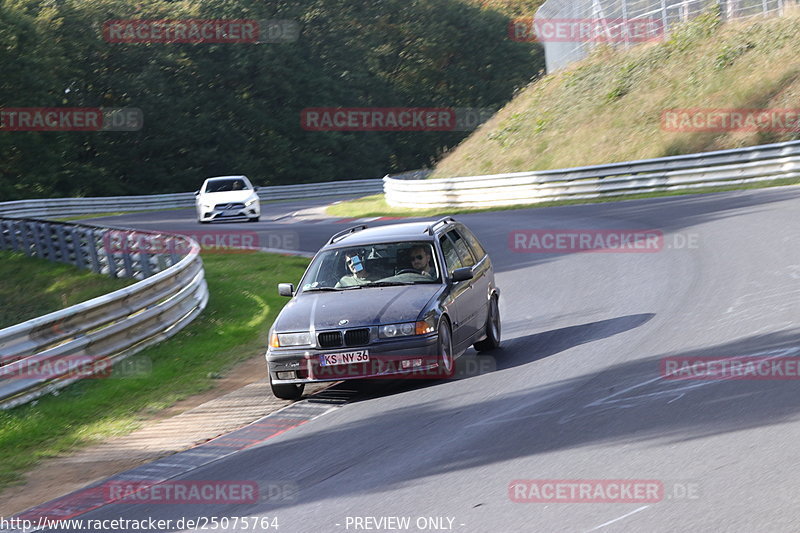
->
432, 8, 800, 178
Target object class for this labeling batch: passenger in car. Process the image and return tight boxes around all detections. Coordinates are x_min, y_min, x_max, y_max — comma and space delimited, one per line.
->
336, 252, 372, 287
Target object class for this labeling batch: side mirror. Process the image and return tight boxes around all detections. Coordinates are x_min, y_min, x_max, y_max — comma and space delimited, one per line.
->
278, 283, 295, 297
253, 186, 259, 192
451, 267, 474, 282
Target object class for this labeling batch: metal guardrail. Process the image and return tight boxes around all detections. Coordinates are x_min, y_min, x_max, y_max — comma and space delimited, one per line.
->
0, 218, 208, 409
0, 178, 384, 218
383, 139, 800, 208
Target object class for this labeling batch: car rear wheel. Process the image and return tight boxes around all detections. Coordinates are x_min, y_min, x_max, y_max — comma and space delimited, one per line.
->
473, 295, 500, 352
438, 319, 454, 377
270, 377, 304, 400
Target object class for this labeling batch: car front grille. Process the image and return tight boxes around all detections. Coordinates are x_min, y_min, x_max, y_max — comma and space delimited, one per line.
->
317, 328, 371, 348
318, 331, 343, 348
214, 203, 245, 210
344, 328, 370, 346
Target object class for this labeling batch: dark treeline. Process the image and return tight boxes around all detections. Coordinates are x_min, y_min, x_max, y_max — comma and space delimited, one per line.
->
0, 0, 542, 199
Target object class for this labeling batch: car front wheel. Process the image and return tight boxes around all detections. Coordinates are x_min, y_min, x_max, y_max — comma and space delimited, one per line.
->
473, 295, 500, 352
270, 377, 304, 400
438, 319, 454, 377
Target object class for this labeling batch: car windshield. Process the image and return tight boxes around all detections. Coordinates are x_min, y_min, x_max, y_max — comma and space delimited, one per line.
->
204, 179, 249, 193
299, 241, 441, 291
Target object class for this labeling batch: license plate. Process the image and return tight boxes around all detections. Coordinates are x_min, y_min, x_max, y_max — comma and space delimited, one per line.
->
319, 350, 369, 366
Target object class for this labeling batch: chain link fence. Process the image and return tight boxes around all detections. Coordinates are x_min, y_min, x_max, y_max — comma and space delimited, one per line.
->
528, 0, 794, 72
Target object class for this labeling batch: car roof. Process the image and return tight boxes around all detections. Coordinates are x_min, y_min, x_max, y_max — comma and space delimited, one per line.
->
204, 175, 249, 182
323, 219, 458, 249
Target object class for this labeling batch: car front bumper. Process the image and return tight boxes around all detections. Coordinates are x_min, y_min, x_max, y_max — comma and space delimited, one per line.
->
266, 334, 442, 384
199, 205, 260, 221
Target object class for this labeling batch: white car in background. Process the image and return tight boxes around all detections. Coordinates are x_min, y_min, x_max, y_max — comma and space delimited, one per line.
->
195, 175, 260, 223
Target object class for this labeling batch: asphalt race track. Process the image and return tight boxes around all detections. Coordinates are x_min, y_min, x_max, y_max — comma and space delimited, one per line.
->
26, 186, 800, 532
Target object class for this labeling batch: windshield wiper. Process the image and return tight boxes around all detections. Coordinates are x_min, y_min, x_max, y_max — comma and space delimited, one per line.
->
367, 281, 414, 287
303, 287, 342, 292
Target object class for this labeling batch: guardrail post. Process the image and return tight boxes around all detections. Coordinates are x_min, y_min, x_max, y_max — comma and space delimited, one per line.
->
0, 220, 9, 250
167, 237, 180, 266
86, 228, 102, 273
55, 224, 70, 264
70, 226, 84, 269
102, 230, 120, 279
120, 241, 135, 278
138, 234, 154, 278
139, 248, 153, 278
28, 222, 45, 258
10, 220, 22, 252
41, 222, 58, 261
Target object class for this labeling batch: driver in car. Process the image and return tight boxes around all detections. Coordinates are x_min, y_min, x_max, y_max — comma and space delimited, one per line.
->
409, 245, 435, 277
336, 252, 372, 287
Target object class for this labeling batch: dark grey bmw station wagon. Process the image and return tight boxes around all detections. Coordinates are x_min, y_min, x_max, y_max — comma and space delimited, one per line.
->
265, 217, 500, 400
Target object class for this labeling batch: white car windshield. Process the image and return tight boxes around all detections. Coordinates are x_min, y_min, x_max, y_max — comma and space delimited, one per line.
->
204, 179, 250, 193
299, 242, 440, 291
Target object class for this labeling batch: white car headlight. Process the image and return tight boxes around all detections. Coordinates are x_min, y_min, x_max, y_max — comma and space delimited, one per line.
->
379, 322, 416, 338
275, 332, 313, 347
245, 196, 258, 207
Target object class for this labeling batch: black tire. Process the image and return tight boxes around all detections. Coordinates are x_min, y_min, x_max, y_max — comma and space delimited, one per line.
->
438, 319, 454, 377
270, 378, 304, 400
199, 219, 210, 224
473, 295, 501, 352
248, 216, 260, 223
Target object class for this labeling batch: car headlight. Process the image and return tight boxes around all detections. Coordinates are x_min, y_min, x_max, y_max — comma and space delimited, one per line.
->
379, 322, 420, 338
272, 332, 313, 347
245, 197, 258, 207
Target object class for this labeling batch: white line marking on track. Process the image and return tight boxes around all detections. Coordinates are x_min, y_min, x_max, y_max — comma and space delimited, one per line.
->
584, 505, 650, 532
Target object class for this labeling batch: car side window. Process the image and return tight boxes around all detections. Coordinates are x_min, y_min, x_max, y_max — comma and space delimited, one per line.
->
448, 230, 476, 268
439, 235, 463, 275
459, 226, 487, 260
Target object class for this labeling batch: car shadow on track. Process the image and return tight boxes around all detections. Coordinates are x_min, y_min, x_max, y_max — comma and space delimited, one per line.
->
315, 313, 655, 403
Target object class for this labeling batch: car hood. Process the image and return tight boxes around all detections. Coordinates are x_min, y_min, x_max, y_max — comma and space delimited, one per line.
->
274, 284, 443, 332
198, 191, 255, 204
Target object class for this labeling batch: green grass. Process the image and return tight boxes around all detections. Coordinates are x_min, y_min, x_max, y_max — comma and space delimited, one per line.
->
0, 251, 309, 490
327, 178, 800, 219
0, 251, 135, 329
